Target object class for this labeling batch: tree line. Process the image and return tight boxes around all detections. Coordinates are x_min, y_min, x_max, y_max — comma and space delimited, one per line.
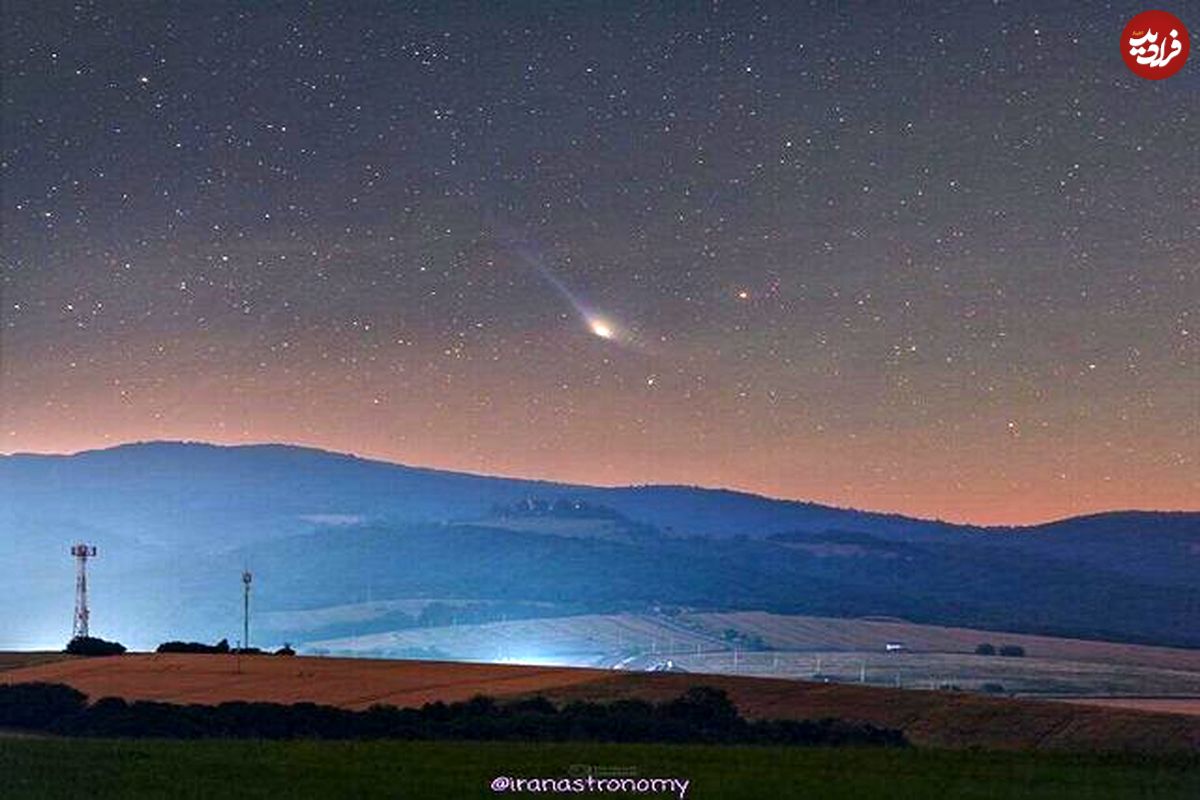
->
0, 682, 906, 747
974, 643, 1026, 657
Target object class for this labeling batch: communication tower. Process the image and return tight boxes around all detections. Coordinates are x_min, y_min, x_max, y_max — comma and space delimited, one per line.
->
70, 543, 97, 638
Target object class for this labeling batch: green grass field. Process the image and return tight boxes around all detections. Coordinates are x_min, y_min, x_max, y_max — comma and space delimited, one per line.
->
2, 738, 1197, 799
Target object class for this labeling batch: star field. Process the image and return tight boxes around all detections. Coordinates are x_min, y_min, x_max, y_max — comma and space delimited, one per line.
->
1, 1, 1196, 523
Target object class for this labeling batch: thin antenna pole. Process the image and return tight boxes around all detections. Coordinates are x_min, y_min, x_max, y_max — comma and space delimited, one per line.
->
242, 570, 253, 651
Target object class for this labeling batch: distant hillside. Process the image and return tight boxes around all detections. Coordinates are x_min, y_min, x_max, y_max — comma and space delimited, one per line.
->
0, 442, 1196, 650
0, 441, 953, 548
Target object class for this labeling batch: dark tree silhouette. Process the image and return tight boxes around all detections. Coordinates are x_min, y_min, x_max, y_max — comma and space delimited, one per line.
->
64, 636, 126, 656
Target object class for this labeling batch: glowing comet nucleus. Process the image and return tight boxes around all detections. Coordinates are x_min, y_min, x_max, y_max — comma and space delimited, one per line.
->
530, 259, 625, 343
588, 318, 615, 340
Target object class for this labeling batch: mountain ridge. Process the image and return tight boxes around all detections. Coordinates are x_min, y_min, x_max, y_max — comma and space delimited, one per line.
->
2, 439, 1188, 531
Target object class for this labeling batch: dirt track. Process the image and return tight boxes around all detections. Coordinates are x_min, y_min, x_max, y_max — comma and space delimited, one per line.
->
1057, 697, 1200, 717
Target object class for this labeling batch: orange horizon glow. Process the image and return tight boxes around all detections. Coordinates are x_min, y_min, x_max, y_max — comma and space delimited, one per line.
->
3, 322, 1195, 529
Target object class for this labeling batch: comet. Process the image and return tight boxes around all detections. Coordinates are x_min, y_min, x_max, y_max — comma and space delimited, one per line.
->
488, 225, 632, 345
532, 261, 628, 344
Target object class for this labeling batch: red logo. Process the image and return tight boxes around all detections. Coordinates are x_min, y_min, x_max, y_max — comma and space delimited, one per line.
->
1121, 10, 1190, 80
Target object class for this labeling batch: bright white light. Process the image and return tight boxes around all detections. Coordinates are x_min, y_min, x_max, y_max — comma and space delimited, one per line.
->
589, 318, 615, 340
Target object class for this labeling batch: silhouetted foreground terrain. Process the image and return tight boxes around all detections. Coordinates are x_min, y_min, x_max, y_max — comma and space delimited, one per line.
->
0, 681, 904, 746
2, 738, 1197, 800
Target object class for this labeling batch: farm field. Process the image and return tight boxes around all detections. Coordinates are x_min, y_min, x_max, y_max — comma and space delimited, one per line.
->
3, 653, 1199, 753
683, 612, 1200, 672
305, 611, 721, 663
662, 650, 1200, 696
0, 653, 607, 709
2, 737, 1198, 800
303, 610, 1200, 697
0, 652, 72, 672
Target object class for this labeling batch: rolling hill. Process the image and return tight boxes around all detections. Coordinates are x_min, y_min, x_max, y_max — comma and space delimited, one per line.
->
0, 442, 1197, 651
0, 441, 954, 548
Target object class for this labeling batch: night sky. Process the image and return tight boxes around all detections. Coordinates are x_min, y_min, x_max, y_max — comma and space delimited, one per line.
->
2, 2, 1196, 524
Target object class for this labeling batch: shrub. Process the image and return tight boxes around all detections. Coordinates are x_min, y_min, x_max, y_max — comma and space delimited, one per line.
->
156, 639, 230, 654
64, 636, 126, 656
662, 686, 741, 730
0, 682, 87, 728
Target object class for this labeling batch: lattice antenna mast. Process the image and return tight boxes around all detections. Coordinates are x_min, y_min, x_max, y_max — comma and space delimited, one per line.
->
242, 569, 253, 650
70, 544, 97, 638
